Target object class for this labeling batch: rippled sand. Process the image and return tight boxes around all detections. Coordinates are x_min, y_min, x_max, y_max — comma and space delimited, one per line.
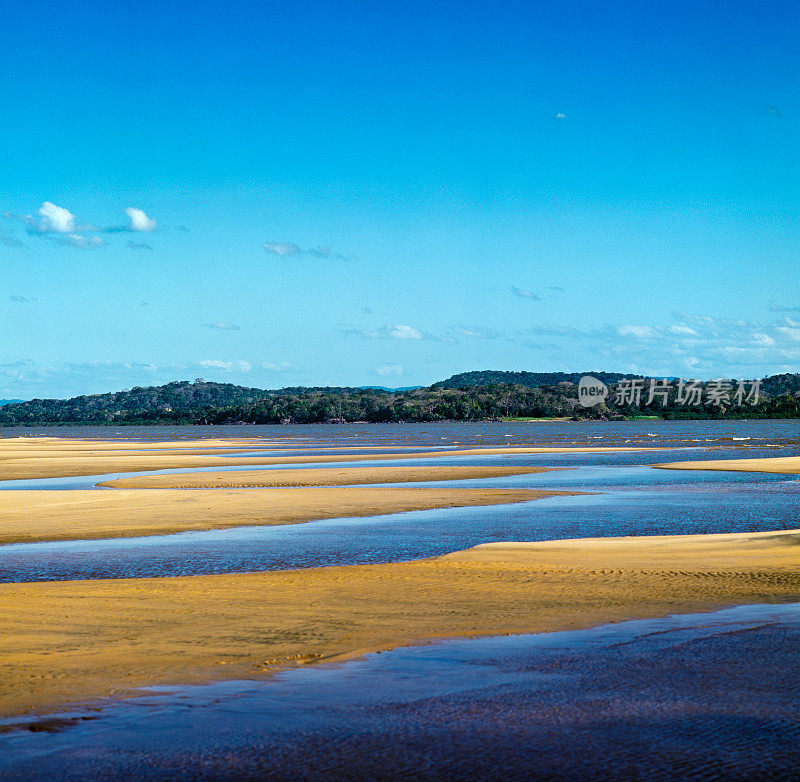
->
2, 528, 799, 718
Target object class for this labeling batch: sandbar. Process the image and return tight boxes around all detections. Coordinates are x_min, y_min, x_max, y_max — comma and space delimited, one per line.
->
0, 486, 558, 545
657, 456, 800, 474
2, 528, 798, 718
100, 464, 553, 489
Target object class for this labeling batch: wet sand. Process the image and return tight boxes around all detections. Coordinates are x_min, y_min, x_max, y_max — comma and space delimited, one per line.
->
0, 487, 556, 545
2, 528, 799, 719
5, 605, 799, 781
658, 455, 800, 474
100, 464, 553, 489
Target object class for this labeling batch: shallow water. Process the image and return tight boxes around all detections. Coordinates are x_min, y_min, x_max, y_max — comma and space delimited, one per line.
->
2, 603, 799, 781
2, 460, 797, 582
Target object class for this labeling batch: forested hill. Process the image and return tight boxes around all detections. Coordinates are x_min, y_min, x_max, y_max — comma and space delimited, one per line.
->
432, 371, 641, 389
0, 372, 799, 425
0, 380, 273, 425
760, 373, 800, 396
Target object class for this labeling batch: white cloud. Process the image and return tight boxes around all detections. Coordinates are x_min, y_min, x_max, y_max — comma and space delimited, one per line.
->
451, 326, 502, 339
340, 323, 431, 341
263, 242, 301, 256
206, 322, 241, 331
388, 324, 422, 340
262, 361, 294, 371
554, 112, 567, 119
197, 359, 252, 372
776, 326, 800, 342
669, 324, 697, 336
376, 364, 403, 376
35, 202, 75, 233
505, 313, 800, 376
61, 234, 105, 248
617, 325, 658, 339
125, 207, 157, 232
264, 241, 351, 259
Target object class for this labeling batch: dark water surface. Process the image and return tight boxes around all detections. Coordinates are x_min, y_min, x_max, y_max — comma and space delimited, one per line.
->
2, 603, 800, 781
2, 418, 799, 448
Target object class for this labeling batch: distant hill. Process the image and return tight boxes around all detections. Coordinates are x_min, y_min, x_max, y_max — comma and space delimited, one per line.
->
0, 372, 797, 425
0, 380, 272, 425
0, 399, 24, 407
432, 370, 641, 389
761, 373, 800, 396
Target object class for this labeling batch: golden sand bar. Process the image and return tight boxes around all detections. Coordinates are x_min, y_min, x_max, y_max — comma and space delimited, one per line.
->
2, 529, 798, 718
0, 438, 647, 481
657, 455, 800, 474
0, 487, 558, 545
100, 464, 552, 489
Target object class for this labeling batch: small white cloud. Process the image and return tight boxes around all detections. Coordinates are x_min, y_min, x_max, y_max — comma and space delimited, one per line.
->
340, 323, 433, 341
669, 324, 697, 335
262, 361, 294, 372
451, 326, 502, 339
206, 322, 241, 331
35, 201, 75, 233
61, 234, 105, 248
125, 207, 157, 232
617, 325, 658, 339
388, 324, 422, 340
198, 359, 252, 372
376, 364, 403, 376
554, 112, 567, 119
264, 242, 301, 256
263, 241, 350, 259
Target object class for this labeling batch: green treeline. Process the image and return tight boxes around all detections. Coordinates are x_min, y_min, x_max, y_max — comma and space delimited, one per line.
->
0, 372, 798, 426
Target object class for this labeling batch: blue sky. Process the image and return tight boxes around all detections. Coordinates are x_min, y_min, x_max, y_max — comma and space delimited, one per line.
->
1, 0, 798, 398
